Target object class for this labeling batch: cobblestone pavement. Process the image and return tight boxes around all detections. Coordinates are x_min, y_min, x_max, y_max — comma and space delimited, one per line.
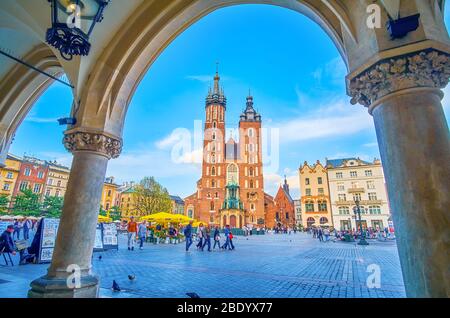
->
0, 233, 406, 298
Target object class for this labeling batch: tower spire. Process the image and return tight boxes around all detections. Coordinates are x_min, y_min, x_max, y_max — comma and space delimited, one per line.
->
213, 62, 220, 95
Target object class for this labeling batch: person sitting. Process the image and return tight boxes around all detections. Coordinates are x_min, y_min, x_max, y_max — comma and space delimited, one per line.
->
0, 225, 17, 256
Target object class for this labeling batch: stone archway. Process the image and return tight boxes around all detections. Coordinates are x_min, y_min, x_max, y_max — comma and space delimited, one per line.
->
14, 0, 448, 298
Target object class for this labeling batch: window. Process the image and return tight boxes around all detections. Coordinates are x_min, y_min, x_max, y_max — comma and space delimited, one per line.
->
336, 172, 343, 179
38, 171, 44, 179
24, 168, 31, 176
57, 180, 61, 187
305, 178, 310, 185
55, 190, 60, 197
19, 182, 28, 191
213, 121, 217, 128
188, 209, 193, 218
320, 217, 328, 225
212, 133, 216, 140
211, 180, 215, 188
337, 183, 345, 191
305, 188, 311, 196
318, 201, 327, 212
48, 179, 53, 186
207, 192, 211, 198
3, 183, 10, 191
211, 167, 216, 176
106, 203, 110, 210
248, 144, 254, 152
45, 189, 51, 196
305, 201, 314, 212
251, 203, 255, 211
107, 190, 112, 197
249, 180, 254, 188
338, 206, 350, 215
318, 188, 324, 195
249, 167, 254, 176
248, 128, 254, 137
338, 194, 347, 201
365, 170, 373, 177
6, 172, 13, 179
353, 193, 362, 202
286, 212, 289, 219
33, 184, 41, 193
350, 171, 357, 178
210, 201, 214, 211
318, 177, 323, 185
367, 181, 375, 189
368, 192, 377, 200
215, 192, 219, 198
369, 206, 381, 214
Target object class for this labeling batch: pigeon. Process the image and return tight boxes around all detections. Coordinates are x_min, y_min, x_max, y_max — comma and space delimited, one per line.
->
112, 280, 121, 292
128, 274, 136, 281
98, 255, 102, 260
186, 292, 200, 298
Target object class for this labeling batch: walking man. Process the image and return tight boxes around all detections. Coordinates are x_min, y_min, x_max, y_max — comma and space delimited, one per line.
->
138, 220, 147, 250
23, 217, 32, 241
318, 227, 324, 242
213, 226, 221, 249
127, 216, 138, 251
202, 225, 212, 252
184, 220, 193, 252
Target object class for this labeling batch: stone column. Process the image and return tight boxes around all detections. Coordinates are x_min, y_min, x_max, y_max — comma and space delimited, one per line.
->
29, 130, 122, 298
348, 49, 450, 297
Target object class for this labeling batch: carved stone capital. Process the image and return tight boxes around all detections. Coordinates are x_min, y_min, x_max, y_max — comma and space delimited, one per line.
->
348, 49, 450, 108
63, 131, 122, 159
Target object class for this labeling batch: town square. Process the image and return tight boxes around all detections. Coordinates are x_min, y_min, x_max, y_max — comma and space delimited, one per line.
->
0, 0, 449, 303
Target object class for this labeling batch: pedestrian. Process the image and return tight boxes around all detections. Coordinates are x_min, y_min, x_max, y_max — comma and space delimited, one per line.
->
127, 216, 138, 251
184, 220, 194, 251
138, 220, 147, 250
228, 231, 235, 250
196, 223, 204, 250
23, 217, 32, 241
324, 228, 330, 242
213, 226, 221, 249
318, 227, 324, 242
13, 220, 21, 240
202, 225, 211, 252
222, 225, 231, 250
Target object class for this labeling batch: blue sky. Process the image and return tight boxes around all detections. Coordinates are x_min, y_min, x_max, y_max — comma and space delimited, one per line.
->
9, 3, 450, 200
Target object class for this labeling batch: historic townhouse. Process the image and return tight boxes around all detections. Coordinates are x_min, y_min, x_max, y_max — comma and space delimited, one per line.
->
0, 154, 21, 201
12, 156, 49, 201
45, 161, 70, 198
299, 160, 333, 228
101, 177, 121, 211
326, 158, 391, 231
264, 178, 295, 229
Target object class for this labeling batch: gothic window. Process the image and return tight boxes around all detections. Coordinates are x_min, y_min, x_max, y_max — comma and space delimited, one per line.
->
248, 128, 254, 138
215, 192, 219, 198
210, 201, 214, 211
249, 180, 254, 188
211, 180, 215, 188
249, 167, 254, 176
211, 166, 216, 176
212, 133, 216, 140
227, 164, 238, 184
213, 121, 217, 128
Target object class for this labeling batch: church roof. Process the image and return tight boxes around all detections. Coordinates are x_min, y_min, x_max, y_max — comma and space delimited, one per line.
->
326, 157, 372, 168
240, 93, 261, 122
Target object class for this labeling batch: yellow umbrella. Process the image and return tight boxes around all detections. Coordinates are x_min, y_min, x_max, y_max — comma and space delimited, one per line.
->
98, 215, 112, 223
140, 212, 177, 222
171, 214, 193, 223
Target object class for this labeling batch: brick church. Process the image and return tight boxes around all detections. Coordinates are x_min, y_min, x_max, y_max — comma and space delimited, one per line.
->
184, 70, 295, 229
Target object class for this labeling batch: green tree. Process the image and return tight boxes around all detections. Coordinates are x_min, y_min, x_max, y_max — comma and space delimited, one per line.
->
109, 206, 122, 221
0, 194, 9, 213
12, 189, 41, 216
42, 195, 64, 218
133, 177, 172, 216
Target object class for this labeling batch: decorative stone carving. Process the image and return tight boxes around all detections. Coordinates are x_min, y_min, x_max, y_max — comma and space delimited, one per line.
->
348, 49, 450, 107
63, 131, 122, 159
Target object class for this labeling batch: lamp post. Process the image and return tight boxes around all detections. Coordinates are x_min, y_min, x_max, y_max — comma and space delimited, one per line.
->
353, 197, 369, 246
46, 0, 110, 61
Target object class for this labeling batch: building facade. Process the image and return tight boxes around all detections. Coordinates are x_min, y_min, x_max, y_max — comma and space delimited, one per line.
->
184, 71, 265, 229
12, 156, 49, 201
293, 199, 302, 227
0, 154, 22, 201
326, 158, 391, 231
299, 160, 333, 228
170, 195, 185, 215
101, 177, 120, 211
264, 178, 295, 229
45, 161, 70, 198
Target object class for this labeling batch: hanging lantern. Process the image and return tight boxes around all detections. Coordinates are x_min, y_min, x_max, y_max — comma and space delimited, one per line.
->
46, 0, 110, 61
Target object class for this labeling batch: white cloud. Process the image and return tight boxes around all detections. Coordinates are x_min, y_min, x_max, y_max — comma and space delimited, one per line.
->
269, 98, 373, 144
363, 142, 378, 148
311, 56, 347, 87
38, 151, 73, 167
25, 117, 58, 123
185, 75, 212, 83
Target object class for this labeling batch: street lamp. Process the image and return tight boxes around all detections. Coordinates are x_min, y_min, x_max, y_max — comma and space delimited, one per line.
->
46, 0, 110, 61
353, 197, 369, 246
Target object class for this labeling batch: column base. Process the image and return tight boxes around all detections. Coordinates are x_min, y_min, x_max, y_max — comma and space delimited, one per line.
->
28, 274, 99, 298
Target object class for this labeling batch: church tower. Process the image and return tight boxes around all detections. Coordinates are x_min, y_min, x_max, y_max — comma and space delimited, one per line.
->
239, 93, 265, 228
198, 68, 227, 224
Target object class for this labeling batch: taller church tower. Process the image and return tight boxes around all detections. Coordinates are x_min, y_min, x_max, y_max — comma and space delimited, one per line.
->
239, 94, 265, 228
197, 69, 227, 224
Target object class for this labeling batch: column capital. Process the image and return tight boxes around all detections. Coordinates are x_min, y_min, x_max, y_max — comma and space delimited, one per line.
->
347, 49, 450, 111
63, 129, 122, 159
